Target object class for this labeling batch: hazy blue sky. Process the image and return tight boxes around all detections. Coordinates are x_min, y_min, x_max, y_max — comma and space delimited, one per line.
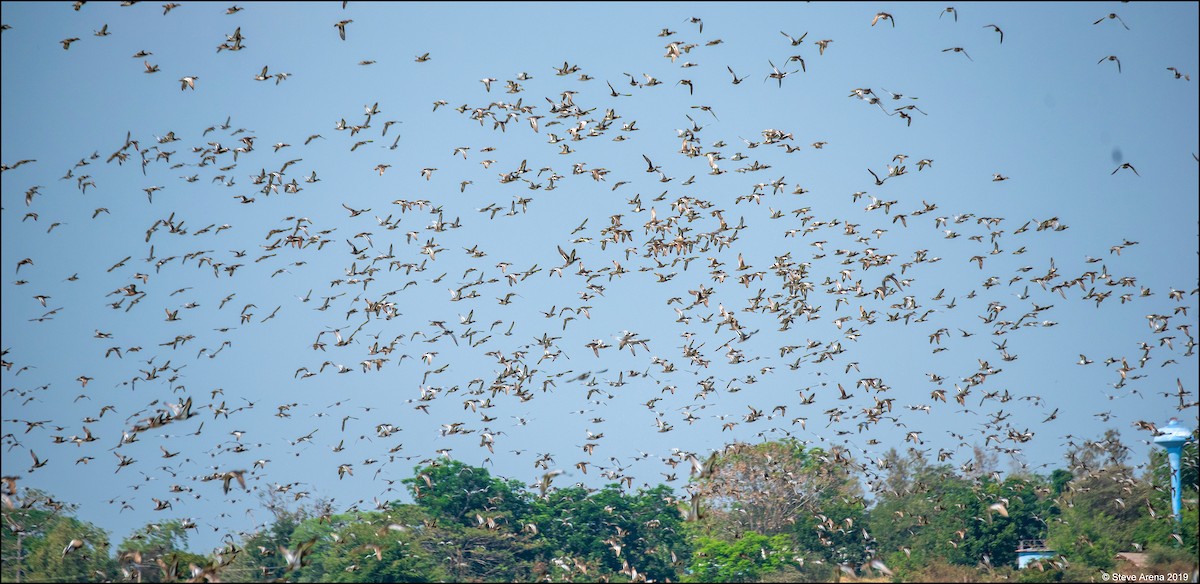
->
2, 1, 1197, 553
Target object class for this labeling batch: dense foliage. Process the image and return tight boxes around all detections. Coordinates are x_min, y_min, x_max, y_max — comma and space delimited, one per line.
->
2, 437, 1196, 582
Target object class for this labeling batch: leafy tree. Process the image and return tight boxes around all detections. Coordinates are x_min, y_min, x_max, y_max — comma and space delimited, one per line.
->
686, 439, 868, 580
870, 463, 984, 572
1049, 468, 1072, 496
788, 487, 868, 569
116, 519, 208, 582
1045, 430, 1179, 572
289, 506, 451, 583
3, 440, 1190, 583
685, 531, 802, 582
426, 519, 543, 582
287, 492, 545, 582
869, 449, 1057, 578
3, 494, 115, 583
225, 490, 319, 581
400, 459, 530, 527
695, 440, 855, 538
2, 499, 59, 582
527, 483, 691, 582
975, 475, 1055, 566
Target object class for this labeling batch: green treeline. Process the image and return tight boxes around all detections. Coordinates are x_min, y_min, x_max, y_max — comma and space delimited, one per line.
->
3, 434, 1196, 582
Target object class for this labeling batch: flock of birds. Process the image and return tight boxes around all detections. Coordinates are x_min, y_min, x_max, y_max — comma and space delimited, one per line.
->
1, 1, 1197, 574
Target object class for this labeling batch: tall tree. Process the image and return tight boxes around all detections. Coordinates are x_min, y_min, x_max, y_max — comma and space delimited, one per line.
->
225, 490, 318, 581
116, 519, 208, 582
686, 439, 868, 579
4, 494, 115, 583
526, 483, 690, 582
686, 531, 806, 583
868, 448, 1057, 578
694, 440, 859, 538
400, 459, 530, 527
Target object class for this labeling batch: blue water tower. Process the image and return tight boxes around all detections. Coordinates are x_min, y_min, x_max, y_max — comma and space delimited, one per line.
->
1152, 418, 1193, 523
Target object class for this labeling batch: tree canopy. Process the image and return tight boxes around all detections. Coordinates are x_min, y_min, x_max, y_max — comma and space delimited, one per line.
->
2, 436, 1195, 582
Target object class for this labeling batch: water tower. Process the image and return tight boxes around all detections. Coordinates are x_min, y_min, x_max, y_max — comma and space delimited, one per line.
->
1152, 418, 1193, 522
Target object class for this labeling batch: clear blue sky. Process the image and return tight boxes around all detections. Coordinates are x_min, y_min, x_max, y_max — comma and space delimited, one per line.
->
2, 1, 1197, 554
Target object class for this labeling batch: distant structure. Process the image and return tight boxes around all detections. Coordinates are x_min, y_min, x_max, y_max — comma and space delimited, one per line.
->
1152, 418, 1193, 522
1016, 539, 1054, 569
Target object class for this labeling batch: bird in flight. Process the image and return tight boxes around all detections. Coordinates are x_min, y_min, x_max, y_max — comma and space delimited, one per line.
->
983, 24, 1004, 44
780, 30, 807, 46
727, 66, 748, 85
943, 47, 973, 61
221, 469, 247, 494
1093, 12, 1130, 30
62, 538, 86, 558
334, 19, 352, 41
606, 81, 631, 97
787, 54, 806, 72
766, 60, 793, 87
1098, 55, 1122, 73
1111, 163, 1139, 176
2, 7, 1196, 568
1166, 67, 1190, 80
